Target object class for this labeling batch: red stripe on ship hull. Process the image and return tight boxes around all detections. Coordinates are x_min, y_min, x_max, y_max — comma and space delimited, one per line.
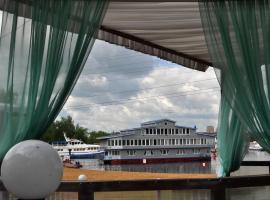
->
104, 157, 211, 165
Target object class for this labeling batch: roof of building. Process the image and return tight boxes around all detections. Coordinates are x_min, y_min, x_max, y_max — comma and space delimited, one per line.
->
141, 119, 176, 125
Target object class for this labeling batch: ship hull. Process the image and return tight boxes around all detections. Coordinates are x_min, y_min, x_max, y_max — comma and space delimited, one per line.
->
104, 156, 211, 165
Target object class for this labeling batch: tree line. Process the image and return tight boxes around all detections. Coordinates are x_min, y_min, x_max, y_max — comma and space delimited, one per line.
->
41, 116, 109, 144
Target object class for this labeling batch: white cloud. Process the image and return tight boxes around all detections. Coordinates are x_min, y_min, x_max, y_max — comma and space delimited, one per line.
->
60, 40, 220, 132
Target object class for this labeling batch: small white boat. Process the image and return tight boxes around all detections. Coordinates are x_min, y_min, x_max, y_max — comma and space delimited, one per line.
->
52, 134, 104, 159
249, 141, 263, 151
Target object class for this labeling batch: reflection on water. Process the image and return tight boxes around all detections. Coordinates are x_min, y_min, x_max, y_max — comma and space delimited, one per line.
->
77, 151, 270, 175
74, 151, 270, 200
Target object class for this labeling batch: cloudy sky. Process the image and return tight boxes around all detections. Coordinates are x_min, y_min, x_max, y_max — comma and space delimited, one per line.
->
60, 40, 220, 132
0, 12, 220, 133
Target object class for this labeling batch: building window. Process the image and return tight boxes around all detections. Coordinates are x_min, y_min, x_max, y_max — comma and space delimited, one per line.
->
123, 140, 126, 146
146, 129, 149, 134
183, 128, 186, 134
135, 140, 138, 146
190, 139, 193, 145
142, 140, 145, 145
183, 139, 186, 145
112, 140, 114, 146
146, 140, 150, 146
115, 140, 118, 146
172, 139, 175, 145
161, 129, 164, 134
157, 129, 160, 134
165, 129, 168, 135
160, 149, 169, 155
201, 138, 204, 145
176, 129, 178, 134
119, 140, 122, 146
187, 139, 189, 145
154, 139, 157, 145
127, 140, 130, 146
130, 140, 133, 146
139, 140, 142, 145
187, 129, 190, 134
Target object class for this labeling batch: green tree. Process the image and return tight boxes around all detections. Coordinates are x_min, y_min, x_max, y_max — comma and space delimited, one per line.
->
87, 131, 109, 144
41, 115, 110, 144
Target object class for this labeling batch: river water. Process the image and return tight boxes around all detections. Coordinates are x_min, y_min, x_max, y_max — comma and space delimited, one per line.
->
76, 150, 270, 176
73, 151, 270, 200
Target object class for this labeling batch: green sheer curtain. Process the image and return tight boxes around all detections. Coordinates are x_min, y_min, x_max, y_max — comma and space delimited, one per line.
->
0, 0, 107, 159
217, 95, 249, 177
200, 0, 270, 176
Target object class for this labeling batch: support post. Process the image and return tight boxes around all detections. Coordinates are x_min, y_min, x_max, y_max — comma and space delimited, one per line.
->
78, 182, 93, 200
211, 187, 225, 200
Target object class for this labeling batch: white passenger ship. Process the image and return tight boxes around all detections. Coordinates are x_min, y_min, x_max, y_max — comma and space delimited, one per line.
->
52, 134, 104, 159
98, 119, 216, 164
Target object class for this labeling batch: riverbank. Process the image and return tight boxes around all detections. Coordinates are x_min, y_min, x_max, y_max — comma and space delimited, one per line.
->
63, 168, 216, 181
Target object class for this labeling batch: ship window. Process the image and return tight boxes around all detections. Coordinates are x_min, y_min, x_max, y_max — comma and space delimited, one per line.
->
177, 149, 184, 155
161, 149, 169, 155
88, 148, 91, 150
127, 150, 136, 156
194, 149, 200, 154
161, 139, 164, 145
187, 129, 190, 134
142, 140, 145, 145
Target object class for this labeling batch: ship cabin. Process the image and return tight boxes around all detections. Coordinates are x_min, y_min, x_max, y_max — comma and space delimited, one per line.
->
98, 119, 215, 164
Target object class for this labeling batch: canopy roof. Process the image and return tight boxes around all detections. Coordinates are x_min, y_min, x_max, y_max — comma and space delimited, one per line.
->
99, 1, 211, 71
0, 0, 211, 71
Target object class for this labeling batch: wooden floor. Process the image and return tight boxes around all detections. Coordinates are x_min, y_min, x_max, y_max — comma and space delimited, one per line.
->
63, 168, 216, 181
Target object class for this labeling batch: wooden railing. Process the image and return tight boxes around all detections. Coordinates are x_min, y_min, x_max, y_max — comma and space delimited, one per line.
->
0, 161, 269, 200
1, 174, 270, 200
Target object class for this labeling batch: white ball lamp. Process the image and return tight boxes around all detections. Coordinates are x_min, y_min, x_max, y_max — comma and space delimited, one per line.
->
1, 140, 63, 199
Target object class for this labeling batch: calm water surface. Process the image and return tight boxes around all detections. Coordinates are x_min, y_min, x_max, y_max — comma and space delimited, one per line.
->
73, 151, 270, 200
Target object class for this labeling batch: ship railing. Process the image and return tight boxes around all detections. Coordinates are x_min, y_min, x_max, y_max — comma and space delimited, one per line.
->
0, 161, 269, 200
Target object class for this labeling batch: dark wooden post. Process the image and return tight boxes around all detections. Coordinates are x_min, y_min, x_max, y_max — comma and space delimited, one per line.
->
211, 187, 226, 200
78, 182, 94, 200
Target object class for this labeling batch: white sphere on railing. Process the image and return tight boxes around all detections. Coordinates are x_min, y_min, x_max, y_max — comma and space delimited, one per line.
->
1, 140, 63, 199
78, 174, 87, 181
